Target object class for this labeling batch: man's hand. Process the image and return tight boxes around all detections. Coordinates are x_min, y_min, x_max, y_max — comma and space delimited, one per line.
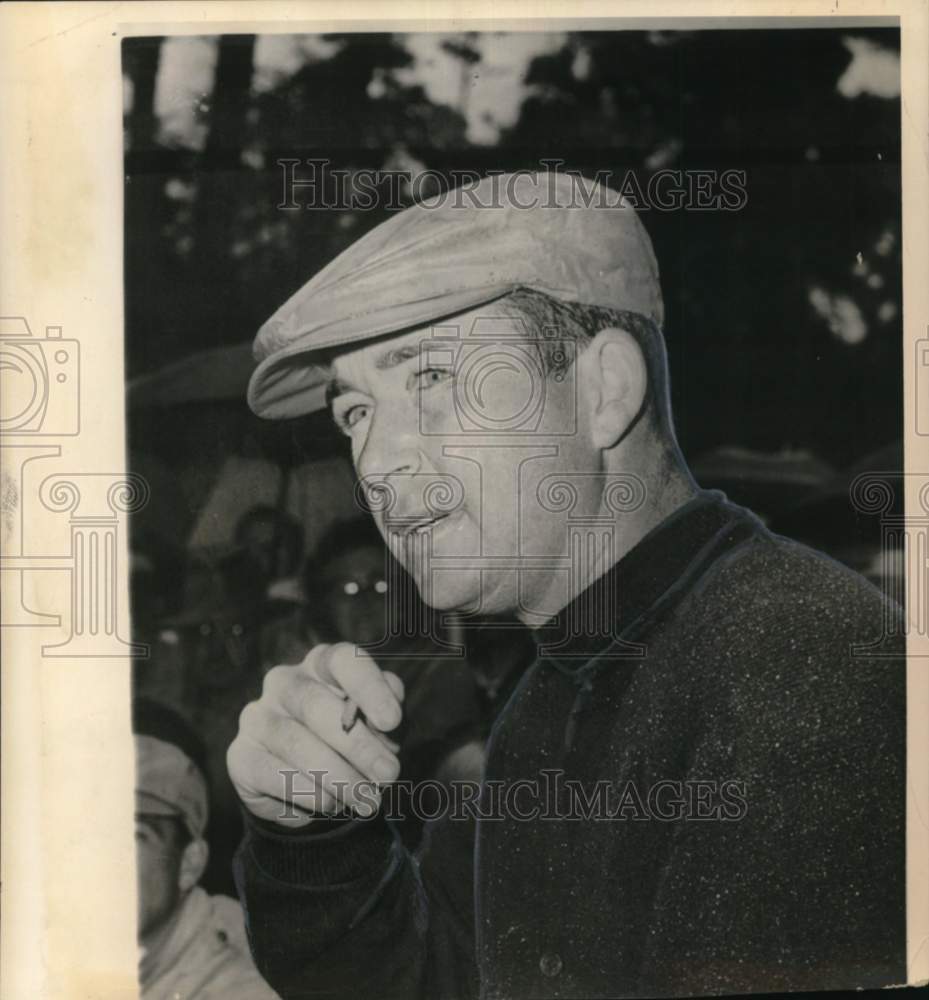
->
227, 643, 404, 827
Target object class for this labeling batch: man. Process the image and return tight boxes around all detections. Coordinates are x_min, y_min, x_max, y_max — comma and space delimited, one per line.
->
227, 172, 905, 998
303, 516, 396, 647
134, 698, 279, 999
137, 548, 269, 897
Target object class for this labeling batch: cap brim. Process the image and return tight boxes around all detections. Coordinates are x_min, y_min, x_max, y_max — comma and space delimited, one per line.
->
247, 284, 513, 420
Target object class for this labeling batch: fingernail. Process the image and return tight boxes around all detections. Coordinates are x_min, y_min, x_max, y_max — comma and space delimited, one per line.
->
354, 798, 376, 818
372, 755, 398, 782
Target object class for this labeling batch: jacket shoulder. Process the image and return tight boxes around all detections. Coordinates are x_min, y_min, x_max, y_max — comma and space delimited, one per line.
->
662, 527, 906, 759
685, 527, 902, 656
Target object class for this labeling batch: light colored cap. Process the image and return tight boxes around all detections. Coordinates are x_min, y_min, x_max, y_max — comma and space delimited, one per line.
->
135, 734, 209, 839
247, 171, 664, 420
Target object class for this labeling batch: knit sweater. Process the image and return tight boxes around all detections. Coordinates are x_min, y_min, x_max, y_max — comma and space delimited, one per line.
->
233, 491, 906, 998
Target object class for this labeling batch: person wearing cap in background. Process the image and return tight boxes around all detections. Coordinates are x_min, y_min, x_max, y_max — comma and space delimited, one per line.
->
134, 698, 279, 1000
227, 172, 905, 998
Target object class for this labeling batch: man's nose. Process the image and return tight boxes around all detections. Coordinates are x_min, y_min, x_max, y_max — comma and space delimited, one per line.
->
356, 403, 423, 480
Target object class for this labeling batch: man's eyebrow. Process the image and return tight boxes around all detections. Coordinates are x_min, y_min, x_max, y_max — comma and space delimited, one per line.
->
325, 343, 427, 408
374, 343, 424, 371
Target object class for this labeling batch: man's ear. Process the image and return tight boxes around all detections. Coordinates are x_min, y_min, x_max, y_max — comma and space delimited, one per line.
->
178, 837, 209, 893
578, 327, 648, 450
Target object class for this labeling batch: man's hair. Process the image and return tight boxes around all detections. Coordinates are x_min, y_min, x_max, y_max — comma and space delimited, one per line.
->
498, 287, 670, 430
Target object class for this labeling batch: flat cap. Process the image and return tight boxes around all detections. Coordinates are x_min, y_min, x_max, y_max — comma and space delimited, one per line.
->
248, 171, 663, 419
135, 734, 209, 840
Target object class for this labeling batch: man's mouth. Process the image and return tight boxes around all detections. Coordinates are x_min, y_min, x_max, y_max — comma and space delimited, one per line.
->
395, 511, 453, 538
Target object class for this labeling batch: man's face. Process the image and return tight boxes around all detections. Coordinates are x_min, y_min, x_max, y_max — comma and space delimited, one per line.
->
135, 814, 185, 939
320, 544, 390, 646
328, 305, 603, 619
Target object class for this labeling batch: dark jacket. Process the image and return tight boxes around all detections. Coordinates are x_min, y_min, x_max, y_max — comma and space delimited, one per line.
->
234, 492, 906, 998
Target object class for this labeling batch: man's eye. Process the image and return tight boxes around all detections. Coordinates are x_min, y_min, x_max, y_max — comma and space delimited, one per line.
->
340, 404, 370, 431
414, 367, 454, 390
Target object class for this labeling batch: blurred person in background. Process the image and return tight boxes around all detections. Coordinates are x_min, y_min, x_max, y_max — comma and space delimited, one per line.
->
258, 574, 313, 673
234, 504, 305, 590
303, 516, 394, 647
128, 527, 186, 655
134, 549, 268, 896
230, 504, 319, 672
134, 548, 265, 706
134, 698, 278, 1000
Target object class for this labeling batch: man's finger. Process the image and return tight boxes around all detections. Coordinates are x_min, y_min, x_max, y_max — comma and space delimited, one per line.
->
275, 681, 400, 792
227, 738, 339, 825
382, 671, 405, 702
309, 642, 341, 688
323, 643, 403, 732
263, 708, 386, 811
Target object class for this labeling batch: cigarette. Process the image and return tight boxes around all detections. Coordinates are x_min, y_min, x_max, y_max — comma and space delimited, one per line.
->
341, 697, 361, 733
339, 696, 399, 755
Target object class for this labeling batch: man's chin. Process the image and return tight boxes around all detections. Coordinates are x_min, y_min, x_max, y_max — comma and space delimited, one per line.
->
410, 567, 484, 613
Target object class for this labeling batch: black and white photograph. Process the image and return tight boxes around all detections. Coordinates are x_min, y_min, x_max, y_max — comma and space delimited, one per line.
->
3, 5, 927, 998
120, 21, 913, 999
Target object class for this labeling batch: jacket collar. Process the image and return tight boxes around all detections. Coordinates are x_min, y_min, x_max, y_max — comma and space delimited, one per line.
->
139, 886, 212, 991
531, 490, 759, 671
